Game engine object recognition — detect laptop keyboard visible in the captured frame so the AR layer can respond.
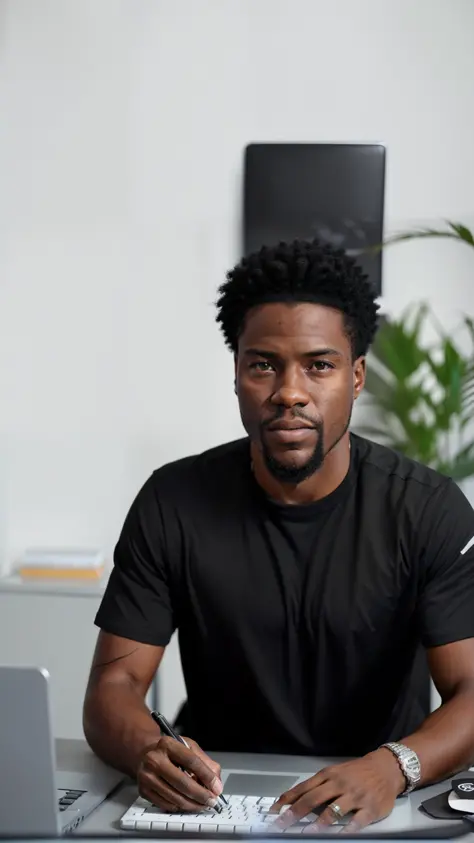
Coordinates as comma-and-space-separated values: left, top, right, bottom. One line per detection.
121, 794, 346, 832
57, 789, 86, 812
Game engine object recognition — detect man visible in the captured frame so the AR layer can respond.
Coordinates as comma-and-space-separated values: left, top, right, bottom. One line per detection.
84, 238, 474, 832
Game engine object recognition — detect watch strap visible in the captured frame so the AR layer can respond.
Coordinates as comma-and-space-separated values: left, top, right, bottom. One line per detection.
381, 741, 421, 795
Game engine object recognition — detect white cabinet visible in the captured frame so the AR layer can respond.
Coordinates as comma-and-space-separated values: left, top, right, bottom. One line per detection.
0, 582, 105, 738
0, 578, 186, 737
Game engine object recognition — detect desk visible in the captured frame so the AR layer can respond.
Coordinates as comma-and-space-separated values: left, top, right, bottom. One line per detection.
55, 740, 469, 837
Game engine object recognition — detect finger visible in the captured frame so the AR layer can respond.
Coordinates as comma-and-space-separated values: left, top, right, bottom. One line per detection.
151, 755, 221, 808
140, 769, 218, 813
139, 786, 179, 813
313, 794, 355, 829
273, 783, 340, 830
341, 808, 373, 834
163, 737, 222, 794
186, 740, 222, 784
270, 771, 329, 813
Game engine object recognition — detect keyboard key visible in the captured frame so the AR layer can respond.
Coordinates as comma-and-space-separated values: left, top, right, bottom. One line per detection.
121, 818, 136, 829
235, 825, 252, 833
216, 824, 235, 833
259, 797, 276, 806
136, 820, 151, 831
202, 824, 218, 833
183, 823, 201, 832
167, 822, 183, 831
243, 796, 260, 805
151, 822, 167, 831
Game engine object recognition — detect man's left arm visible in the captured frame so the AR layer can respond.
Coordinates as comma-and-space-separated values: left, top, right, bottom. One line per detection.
397, 638, 474, 784
272, 644, 474, 833
272, 479, 474, 832
401, 476, 474, 785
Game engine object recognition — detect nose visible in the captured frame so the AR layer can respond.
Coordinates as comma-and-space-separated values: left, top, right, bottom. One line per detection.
270, 366, 310, 409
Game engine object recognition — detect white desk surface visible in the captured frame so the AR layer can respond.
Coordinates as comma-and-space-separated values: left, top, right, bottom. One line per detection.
54, 739, 470, 837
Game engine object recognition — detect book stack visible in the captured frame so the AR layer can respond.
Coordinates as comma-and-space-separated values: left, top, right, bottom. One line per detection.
17, 548, 105, 580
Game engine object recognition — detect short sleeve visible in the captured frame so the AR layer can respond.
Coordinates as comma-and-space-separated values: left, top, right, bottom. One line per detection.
94, 475, 176, 646
417, 478, 474, 648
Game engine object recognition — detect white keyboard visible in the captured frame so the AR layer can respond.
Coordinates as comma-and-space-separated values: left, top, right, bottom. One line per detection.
120, 793, 343, 833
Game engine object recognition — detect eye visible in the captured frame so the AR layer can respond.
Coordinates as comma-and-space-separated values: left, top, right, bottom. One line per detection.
309, 360, 334, 372
249, 361, 274, 372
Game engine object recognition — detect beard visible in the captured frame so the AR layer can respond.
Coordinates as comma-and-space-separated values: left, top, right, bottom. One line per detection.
260, 411, 352, 485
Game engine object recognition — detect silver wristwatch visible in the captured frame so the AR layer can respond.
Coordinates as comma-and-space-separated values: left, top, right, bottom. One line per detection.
381, 742, 421, 795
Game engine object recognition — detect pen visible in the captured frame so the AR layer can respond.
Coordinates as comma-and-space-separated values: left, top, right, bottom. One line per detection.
150, 710, 228, 810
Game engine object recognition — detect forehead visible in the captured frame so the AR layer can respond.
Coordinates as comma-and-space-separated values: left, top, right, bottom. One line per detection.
239, 302, 349, 352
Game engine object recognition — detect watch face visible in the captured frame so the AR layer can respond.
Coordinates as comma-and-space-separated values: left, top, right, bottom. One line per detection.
406, 756, 420, 773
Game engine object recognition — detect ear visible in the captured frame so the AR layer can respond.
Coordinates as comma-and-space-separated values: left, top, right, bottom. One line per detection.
353, 357, 366, 400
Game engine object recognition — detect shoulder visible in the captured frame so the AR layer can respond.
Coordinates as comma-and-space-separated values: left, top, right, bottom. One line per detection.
148, 437, 250, 499
351, 432, 450, 498
120, 438, 251, 541
351, 433, 474, 551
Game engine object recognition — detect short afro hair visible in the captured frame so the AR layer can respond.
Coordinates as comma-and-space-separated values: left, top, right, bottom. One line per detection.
215, 238, 380, 360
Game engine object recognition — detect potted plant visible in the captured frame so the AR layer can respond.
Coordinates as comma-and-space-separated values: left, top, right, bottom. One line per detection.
355, 222, 474, 481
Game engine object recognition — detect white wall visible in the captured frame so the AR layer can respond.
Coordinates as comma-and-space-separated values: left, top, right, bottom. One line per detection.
1, 0, 474, 721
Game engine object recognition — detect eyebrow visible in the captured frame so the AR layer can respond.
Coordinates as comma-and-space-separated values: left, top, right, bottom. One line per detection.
244, 347, 343, 359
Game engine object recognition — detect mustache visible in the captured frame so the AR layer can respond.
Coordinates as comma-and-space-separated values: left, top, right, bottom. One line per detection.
261, 409, 322, 429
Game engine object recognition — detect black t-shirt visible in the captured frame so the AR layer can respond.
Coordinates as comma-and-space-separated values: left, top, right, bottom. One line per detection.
95, 434, 474, 756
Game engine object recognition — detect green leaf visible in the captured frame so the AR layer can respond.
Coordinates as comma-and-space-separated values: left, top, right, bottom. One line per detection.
463, 316, 474, 344
369, 219, 474, 253
425, 338, 466, 429
359, 298, 474, 479
382, 229, 464, 249
438, 453, 474, 481
370, 304, 429, 381
446, 221, 474, 247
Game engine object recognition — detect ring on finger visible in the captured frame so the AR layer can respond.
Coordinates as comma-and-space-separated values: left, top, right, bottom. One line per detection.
329, 802, 345, 820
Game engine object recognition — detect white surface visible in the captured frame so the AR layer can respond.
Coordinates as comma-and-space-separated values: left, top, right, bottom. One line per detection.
20, 547, 104, 568
1, 0, 474, 723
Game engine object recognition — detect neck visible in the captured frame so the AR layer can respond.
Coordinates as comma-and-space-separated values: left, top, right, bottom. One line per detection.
250, 432, 351, 505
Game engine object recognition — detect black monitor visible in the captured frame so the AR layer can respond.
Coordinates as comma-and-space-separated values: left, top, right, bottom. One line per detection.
243, 143, 386, 296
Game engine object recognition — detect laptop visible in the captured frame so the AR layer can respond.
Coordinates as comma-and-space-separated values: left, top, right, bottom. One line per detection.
0, 665, 124, 836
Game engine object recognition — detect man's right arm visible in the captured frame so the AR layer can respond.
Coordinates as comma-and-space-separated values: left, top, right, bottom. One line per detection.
83, 629, 165, 777
83, 630, 223, 812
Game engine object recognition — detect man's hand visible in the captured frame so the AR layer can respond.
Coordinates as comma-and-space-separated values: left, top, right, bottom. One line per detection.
270, 750, 406, 833
137, 736, 223, 813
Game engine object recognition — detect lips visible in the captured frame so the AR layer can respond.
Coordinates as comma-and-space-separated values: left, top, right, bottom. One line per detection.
266, 421, 315, 431
265, 419, 316, 445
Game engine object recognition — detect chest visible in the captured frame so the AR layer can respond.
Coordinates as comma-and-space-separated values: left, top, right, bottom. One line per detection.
171, 504, 419, 648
